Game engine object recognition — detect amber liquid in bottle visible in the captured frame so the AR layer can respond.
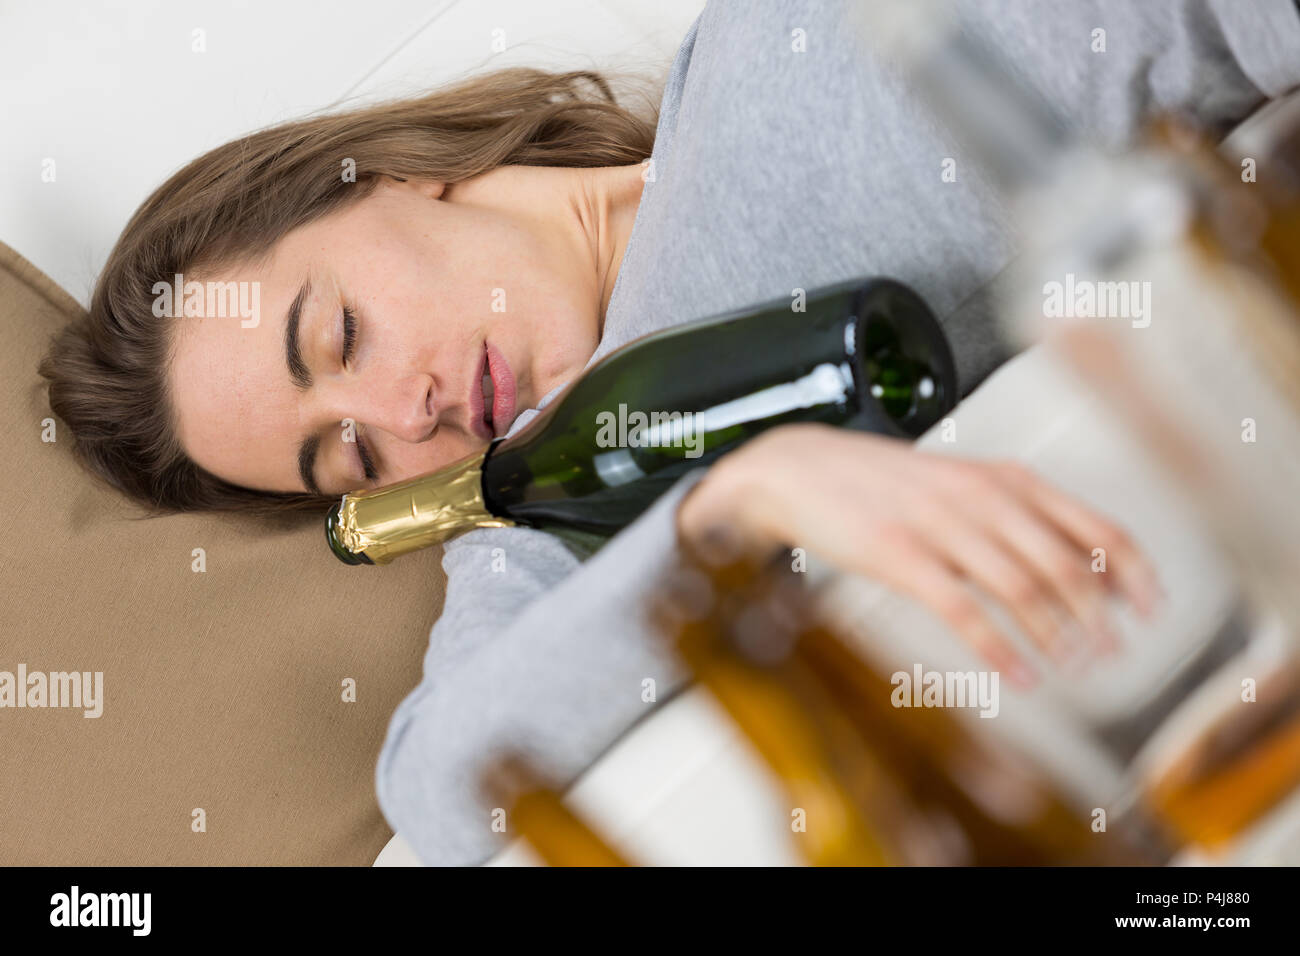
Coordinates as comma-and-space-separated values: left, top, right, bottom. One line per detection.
479, 752, 630, 867
656, 543, 1165, 865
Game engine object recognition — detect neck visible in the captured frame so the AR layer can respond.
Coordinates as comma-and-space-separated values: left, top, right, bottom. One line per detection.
574, 164, 645, 325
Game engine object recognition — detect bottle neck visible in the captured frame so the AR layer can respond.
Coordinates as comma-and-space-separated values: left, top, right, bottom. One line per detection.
331, 449, 513, 565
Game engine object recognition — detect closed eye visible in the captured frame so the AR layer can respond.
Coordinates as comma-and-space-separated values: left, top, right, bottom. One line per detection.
340, 306, 377, 482
357, 430, 378, 482
341, 306, 358, 364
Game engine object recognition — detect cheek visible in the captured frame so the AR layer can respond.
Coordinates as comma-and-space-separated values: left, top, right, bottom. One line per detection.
438, 216, 543, 306
384, 429, 480, 479
349, 238, 408, 302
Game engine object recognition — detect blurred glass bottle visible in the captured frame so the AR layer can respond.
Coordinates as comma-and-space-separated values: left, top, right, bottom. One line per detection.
655, 542, 1164, 865
652, 549, 913, 866
479, 752, 631, 867
857, 0, 1300, 855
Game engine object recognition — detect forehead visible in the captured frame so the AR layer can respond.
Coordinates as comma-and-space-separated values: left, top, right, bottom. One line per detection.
166, 248, 314, 492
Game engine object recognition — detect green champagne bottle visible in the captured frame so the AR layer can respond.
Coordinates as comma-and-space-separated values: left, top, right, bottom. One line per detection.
326, 277, 957, 565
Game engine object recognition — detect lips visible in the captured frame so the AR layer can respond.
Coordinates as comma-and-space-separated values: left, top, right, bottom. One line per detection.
484, 340, 516, 438
469, 342, 517, 440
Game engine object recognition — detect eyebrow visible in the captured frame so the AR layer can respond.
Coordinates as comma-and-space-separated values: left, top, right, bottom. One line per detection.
298, 433, 324, 497
286, 277, 325, 496
285, 278, 313, 390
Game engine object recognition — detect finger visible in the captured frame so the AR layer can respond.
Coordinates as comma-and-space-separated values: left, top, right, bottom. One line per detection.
998, 462, 1164, 618
875, 538, 1038, 688
953, 467, 1121, 655
913, 504, 1078, 662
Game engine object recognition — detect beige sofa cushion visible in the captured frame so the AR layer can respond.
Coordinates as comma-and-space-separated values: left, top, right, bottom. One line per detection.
0, 240, 443, 864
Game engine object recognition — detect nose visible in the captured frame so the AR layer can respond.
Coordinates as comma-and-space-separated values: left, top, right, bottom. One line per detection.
349, 372, 439, 443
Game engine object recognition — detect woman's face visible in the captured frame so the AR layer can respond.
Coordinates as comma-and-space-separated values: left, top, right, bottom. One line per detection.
168, 175, 604, 498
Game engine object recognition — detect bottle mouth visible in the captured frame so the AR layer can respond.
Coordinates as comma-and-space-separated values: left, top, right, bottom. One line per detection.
853, 280, 957, 437
325, 501, 372, 565
861, 320, 937, 421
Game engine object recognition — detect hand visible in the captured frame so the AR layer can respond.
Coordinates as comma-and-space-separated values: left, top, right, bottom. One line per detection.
675, 423, 1163, 686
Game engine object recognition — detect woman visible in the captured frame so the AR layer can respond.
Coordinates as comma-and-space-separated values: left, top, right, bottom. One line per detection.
40, 0, 1300, 864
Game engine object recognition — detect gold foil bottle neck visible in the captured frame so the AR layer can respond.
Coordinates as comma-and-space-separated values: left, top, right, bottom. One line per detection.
334, 449, 514, 565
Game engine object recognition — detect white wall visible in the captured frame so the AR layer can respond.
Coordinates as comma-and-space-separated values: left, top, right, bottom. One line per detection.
0, 0, 704, 302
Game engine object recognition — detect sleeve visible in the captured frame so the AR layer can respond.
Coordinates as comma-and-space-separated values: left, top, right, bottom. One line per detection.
964, 0, 1300, 146
1209, 0, 1300, 98
374, 468, 709, 865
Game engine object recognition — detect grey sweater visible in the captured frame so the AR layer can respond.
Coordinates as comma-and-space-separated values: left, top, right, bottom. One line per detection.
376, 0, 1300, 865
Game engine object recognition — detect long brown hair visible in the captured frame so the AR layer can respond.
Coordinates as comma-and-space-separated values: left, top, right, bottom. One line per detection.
40, 68, 658, 518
